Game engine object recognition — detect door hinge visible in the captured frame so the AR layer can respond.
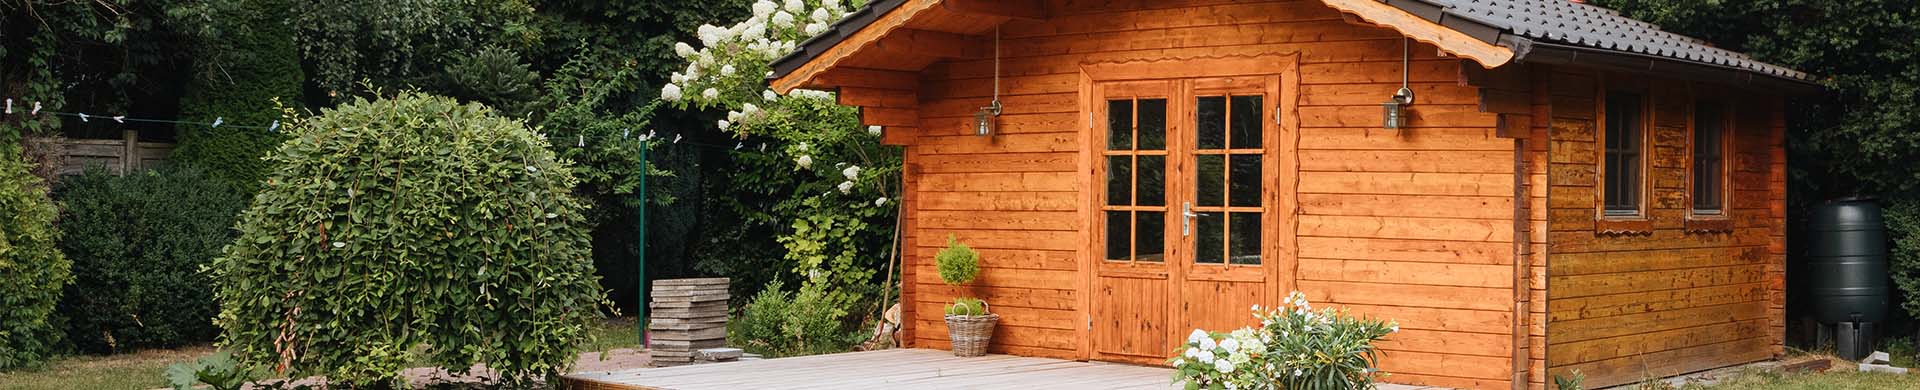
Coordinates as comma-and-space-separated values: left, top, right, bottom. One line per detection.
1274, 110, 1283, 125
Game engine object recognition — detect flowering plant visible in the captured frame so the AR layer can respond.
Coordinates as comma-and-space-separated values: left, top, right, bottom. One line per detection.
1171, 292, 1399, 390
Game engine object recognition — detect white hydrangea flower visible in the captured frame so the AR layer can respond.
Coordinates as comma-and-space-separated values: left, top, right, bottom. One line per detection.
867, 125, 882, 136
742, 103, 761, 117
702, 88, 719, 100
874, 197, 888, 207
824, 0, 841, 10
1189, 329, 1208, 343
697, 24, 723, 46
772, 11, 794, 28
837, 181, 854, 194
841, 165, 861, 180
660, 84, 683, 101
718, 119, 732, 131
674, 42, 696, 58
784, 0, 804, 13
742, 21, 767, 40
721, 64, 737, 76
795, 154, 813, 169
1196, 349, 1215, 363
752, 0, 777, 18
670, 72, 687, 84
763, 89, 780, 101
727, 111, 743, 123
804, 23, 825, 35
1214, 358, 1234, 374
1197, 337, 1216, 350
810, 8, 830, 23
1219, 338, 1239, 353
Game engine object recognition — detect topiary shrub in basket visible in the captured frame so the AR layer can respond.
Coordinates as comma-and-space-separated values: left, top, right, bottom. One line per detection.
210, 92, 605, 387
937, 235, 997, 357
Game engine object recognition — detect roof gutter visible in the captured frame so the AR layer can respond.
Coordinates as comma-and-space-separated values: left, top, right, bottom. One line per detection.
1511, 42, 1823, 95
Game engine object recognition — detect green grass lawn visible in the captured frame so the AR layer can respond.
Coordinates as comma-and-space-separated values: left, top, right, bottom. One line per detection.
0, 345, 213, 390
1687, 367, 1920, 389
0, 318, 643, 390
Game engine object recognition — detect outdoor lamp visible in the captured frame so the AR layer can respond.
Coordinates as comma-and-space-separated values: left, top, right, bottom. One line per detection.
1382, 86, 1414, 130
974, 100, 1001, 136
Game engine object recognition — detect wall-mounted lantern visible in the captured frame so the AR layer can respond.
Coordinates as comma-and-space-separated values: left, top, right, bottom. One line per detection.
974, 100, 1001, 136
1382, 86, 1414, 129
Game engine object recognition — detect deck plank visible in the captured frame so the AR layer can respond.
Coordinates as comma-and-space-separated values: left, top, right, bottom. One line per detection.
562, 349, 1178, 389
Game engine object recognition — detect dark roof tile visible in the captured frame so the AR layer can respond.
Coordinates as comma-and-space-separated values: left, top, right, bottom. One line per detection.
1425, 0, 1810, 80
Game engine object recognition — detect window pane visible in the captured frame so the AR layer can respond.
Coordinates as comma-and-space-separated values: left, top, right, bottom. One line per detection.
1138, 99, 1167, 151
1197, 96, 1226, 149
1136, 211, 1165, 262
1604, 91, 1643, 214
1196, 154, 1224, 207
1107, 156, 1132, 206
1108, 100, 1133, 150
1230, 95, 1263, 149
1229, 213, 1262, 265
1105, 211, 1131, 261
1693, 102, 1725, 212
1195, 213, 1224, 264
1138, 155, 1165, 207
1229, 154, 1262, 207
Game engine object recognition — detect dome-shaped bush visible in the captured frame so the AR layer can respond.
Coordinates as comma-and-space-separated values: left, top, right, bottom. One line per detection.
211, 92, 603, 386
0, 151, 70, 370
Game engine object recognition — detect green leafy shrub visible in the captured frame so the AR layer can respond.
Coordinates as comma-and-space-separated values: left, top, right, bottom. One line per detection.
1555, 370, 1587, 390
168, 0, 305, 194
729, 280, 862, 358
944, 298, 987, 316
211, 92, 604, 386
935, 235, 979, 285
164, 351, 250, 390
0, 151, 71, 370
1171, 292, 1398, 390
54, 167, 245, 353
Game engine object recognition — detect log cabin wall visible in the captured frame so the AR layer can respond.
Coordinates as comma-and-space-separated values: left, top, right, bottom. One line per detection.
1540, 67, 1787, 388
896, 1, 1522, 388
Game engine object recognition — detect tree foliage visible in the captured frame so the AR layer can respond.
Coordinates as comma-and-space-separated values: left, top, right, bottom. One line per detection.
167, 0, 306, 193
54, 167, 245, 354
211, 92, 604, 386
0, 151, 70, 369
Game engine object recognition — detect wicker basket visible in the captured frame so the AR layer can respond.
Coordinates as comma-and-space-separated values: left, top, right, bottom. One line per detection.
944, 313, 1000, 357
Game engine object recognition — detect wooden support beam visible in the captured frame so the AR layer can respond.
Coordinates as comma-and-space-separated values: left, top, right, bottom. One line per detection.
942, 0, 1045, 21
1321, 0, 1515, 68
839, 87, 918, 108
880, 126, 919, 145
813, 67, 920, 91
873, 28, 989, 59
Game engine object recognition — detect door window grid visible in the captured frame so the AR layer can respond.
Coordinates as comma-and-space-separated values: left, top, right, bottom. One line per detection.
1104, 98, 1167, 263
1193, 95, 1263, 265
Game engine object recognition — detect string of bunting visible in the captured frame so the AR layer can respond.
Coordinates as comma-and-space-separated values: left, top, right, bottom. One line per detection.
2, 97, 761, 151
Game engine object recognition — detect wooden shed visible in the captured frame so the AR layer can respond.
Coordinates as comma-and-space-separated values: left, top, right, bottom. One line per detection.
766, 1, 1817, 388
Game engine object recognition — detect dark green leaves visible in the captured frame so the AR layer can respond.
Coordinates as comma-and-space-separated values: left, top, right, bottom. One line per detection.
212, 92, 604, 386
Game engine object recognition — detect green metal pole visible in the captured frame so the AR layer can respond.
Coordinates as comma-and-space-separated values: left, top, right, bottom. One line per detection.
636, 143, 648, 343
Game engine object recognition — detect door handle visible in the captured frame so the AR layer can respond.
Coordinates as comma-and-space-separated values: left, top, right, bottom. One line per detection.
1181, 202, 1209, 236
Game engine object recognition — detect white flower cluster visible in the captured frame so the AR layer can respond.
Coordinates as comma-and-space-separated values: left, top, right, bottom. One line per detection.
1170, 291, 1401, 389
661, 0, 850, 106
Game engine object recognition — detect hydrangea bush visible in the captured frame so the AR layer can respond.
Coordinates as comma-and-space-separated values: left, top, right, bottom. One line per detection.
1172, 292, 1399, 390
662, 0, 898, 305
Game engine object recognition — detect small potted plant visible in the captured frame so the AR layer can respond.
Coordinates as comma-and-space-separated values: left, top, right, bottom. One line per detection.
938, 235, 997, 357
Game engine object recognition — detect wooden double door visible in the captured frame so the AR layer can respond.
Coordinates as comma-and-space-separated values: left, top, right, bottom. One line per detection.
1088, 76, 1290, 364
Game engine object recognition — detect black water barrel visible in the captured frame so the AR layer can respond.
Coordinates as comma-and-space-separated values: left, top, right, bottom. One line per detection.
1805, 199, 1891, 323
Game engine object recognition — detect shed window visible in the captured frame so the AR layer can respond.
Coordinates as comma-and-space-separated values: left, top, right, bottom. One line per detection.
1603, 91, 1644, 216
1692, 101, 1727, 214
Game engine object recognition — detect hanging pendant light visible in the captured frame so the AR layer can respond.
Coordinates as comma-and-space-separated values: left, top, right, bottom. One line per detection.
974, 26, 1003, 136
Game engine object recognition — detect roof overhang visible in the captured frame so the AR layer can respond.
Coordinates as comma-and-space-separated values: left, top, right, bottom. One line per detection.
1321, 0, 1516, 68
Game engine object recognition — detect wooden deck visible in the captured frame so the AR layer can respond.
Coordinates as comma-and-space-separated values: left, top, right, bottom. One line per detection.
561, 349, 1176, 389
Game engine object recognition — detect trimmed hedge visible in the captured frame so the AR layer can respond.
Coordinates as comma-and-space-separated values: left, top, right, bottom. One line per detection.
211, 92, 603, 386
170, 0, 304, 194
54, 167, 244, 353
0, 151, 71, 369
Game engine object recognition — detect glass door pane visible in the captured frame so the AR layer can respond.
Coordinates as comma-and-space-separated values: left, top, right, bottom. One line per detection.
1191, 94, 1264, 266
1103, 97, 1169, 263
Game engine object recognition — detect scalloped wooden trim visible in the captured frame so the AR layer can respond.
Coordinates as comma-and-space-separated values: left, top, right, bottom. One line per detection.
1594, 218, 1653, 235
1320, 0, 1515, 69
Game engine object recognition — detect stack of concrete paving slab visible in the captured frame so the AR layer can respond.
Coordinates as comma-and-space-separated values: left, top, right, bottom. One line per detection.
648, 278, 729, 367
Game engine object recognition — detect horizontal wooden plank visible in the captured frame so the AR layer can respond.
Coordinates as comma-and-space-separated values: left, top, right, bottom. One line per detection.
918, 172, 1078, 192
1548, 301, 1766, 344
912, 321, 1079, 350
1298, 127, 1510, 151
1551, 246, 1766, 276
1550, 264, 1767, 299
1332, 303, 1512, 334
1299, 258, 1512, 288
919, 113, 1078, 137
915, 229, 1080, 251
916, 191, 1077, 211
911, 301, 1078, 330
915, 132, 1079, 155
1298, 171, 1512, 196
1300, 215, 1511, 242
1549, 283, 1766, 322
913, 284, 1078, 310
1377, 328, 1512, 358
1298, 193, 1514, 219
1299, 83, 1479, 106
1375, 350, 1512, 381
1299, 104, 1499, 128
914, 152, 1076, 173
1299, 150, 1511, 173
915, 210, 1079, 231
1302, 280, 1511, 311
1297, 236, 1511, 265
908, 247, 1076, 270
